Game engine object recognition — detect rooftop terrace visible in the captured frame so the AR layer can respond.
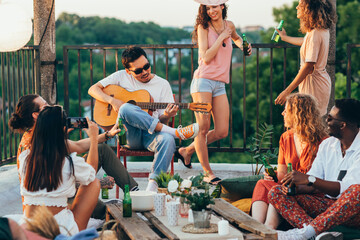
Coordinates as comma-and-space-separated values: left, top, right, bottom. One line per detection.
0, 161, 254, 216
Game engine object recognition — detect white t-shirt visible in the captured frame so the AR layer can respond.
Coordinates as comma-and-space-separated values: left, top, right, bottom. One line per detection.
307, 131, 360, 198
19, 150, 96, 207
99, 70, 174, 119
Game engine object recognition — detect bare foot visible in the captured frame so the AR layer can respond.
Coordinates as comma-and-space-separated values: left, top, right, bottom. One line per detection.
178, 147, 193, 166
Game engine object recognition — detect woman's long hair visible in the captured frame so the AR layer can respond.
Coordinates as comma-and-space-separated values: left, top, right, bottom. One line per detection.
191, 4, 228, 43
8, 94, 40, 133
286, 93, 328, 162
298, 0, 337, 33
24, 105, 74, 192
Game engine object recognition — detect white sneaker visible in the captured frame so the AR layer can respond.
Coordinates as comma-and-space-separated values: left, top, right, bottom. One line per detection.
315, 232, 343, 240
277, 228, 315, 240
145, 180, 158, 192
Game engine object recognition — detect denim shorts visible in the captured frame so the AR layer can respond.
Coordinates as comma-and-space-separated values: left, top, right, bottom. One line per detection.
190, 78, 226, 97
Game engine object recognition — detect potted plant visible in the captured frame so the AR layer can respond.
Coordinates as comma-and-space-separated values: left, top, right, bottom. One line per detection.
248, 123, 278, 175
169, 173, 215, 228
154, 171, 182, 194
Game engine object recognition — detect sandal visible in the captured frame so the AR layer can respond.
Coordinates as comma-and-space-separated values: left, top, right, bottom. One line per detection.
208, 177, 222, 185
174, 149, 192, 169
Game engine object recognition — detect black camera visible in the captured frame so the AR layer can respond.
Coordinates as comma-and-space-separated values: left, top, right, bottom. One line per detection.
66, 117, 88, 129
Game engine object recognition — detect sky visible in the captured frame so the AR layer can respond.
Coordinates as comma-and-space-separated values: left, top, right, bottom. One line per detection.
15, 0, 296, 29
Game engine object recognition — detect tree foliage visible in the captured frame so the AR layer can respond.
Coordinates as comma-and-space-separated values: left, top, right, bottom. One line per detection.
53, 0, 360, 163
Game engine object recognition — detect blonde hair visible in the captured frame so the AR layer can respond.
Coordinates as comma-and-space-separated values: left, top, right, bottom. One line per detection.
25, 206, 61, 238
286, 93, 328, 160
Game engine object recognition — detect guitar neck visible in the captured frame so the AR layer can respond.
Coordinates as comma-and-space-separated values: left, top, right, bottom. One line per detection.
136, 102, 190, 110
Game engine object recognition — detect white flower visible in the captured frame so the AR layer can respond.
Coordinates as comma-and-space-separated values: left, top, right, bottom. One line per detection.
167, 180, 179, 193
180, 179, 192, 189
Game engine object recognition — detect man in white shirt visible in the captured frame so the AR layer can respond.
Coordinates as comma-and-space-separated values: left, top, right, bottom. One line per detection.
269, 98, 360, 240
88, 47, 199, 192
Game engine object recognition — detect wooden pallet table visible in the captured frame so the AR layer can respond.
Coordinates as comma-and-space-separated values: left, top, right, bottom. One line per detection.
106, 199, 277, 240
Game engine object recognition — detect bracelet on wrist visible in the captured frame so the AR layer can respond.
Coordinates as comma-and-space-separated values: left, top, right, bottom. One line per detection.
104, 131, 111, 140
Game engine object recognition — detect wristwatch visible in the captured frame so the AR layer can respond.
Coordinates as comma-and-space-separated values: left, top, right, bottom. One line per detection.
307, 175, 316, 186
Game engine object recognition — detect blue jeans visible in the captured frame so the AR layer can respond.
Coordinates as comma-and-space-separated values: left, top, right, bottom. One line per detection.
118, 103, 175, 179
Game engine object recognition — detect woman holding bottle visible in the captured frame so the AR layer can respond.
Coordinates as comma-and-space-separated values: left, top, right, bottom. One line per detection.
176, 0, 252, 184
274, 0, 336, 116
251, 93, 328, 229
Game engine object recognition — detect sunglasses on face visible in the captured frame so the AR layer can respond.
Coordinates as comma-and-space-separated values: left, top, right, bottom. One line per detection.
129, 62, 150, 75
327, 114, 345, 122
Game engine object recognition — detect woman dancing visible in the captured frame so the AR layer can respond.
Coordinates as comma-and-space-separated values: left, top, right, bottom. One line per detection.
177, 0, 252, 184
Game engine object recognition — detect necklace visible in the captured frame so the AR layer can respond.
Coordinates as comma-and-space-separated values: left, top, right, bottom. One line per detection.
210, 21, 226, 47
341, 144, 348, 156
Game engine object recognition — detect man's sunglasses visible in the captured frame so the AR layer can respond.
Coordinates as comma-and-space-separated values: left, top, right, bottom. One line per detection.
327, 114, 345, 122
129, 62, 150, 75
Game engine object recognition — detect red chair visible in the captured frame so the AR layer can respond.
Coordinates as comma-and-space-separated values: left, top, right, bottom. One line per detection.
115, 99, 176, 198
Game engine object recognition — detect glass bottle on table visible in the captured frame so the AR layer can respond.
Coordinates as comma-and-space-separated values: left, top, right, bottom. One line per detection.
118, 118, 127, 145
123, 184, 132, 217
101, 173, 109, 199
286, 163, 296, 196
242, 33, 250, 56
261, 156, 278, 183
271, 20, 284, 42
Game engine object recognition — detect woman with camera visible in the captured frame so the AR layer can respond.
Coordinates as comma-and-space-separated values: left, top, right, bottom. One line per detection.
9, 94, 139, 219
18, 106, 100, 235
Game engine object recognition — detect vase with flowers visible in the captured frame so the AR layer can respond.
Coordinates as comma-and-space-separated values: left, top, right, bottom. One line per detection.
168, 173, 215, 228
167, 177, 192, 218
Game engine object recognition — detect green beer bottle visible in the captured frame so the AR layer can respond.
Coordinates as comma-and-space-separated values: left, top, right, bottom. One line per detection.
261, 156, 278, 183
123, 184, 132, 217
242, 33, 250, 56
101, 174, 109, 199
118, 118, 127, 145
286, 163, 296, 196
271, 20, 284, 42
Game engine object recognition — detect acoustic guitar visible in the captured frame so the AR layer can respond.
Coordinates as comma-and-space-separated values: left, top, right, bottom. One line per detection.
93, 85, 212, 127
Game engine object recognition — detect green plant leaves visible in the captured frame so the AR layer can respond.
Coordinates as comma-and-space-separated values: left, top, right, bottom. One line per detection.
154, 171, 183, 188
248, 123, 279, 175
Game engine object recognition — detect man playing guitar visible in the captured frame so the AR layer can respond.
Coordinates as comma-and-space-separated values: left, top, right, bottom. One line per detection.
88, 46, 199, 192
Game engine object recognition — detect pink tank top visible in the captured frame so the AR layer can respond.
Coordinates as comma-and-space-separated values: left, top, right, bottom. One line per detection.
193, 24, 233, 84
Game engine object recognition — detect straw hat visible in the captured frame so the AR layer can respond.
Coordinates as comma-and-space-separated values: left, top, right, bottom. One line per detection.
194, 0, 228, 6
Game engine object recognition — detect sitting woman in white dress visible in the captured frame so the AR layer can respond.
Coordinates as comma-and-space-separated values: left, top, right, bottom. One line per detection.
18, 105, 100, 235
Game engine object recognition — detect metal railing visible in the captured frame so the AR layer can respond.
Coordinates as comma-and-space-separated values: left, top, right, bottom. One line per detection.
0, 46, 41, 165
62, 43, 299, 153
1, 43, 359, 165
